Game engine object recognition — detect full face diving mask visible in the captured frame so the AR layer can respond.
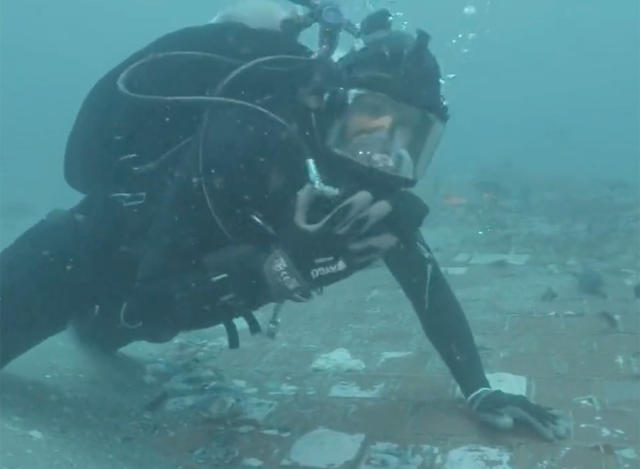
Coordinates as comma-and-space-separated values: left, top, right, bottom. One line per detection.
325, 89, 446, 186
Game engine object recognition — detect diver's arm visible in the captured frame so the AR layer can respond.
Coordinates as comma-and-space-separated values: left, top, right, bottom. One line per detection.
383, 233, 490, 397
384, 234, 574, 441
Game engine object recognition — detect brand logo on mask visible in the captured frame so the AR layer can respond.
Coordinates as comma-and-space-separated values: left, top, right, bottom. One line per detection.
310, 258, 348, 279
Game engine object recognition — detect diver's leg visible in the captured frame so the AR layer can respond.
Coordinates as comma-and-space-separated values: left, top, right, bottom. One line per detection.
69, 296, 181, 354
0, 204, 101, 368
69, 302, 143, 354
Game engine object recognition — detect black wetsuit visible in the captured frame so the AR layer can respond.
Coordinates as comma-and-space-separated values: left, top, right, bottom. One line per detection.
0, 22, 489, 397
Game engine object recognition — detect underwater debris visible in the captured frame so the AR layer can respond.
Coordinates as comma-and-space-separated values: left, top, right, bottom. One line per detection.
242, 457, 265, 467
444, 445, 511, 469
574, 268, 607, 297
288, 428, 365, 468
329, 381, 384, 398
360, 442, 440, 469
144, 390, 169, 412
598, 311, 620, 330
573, 395, 601, 411
540, 287, 558, 302
311, 348, 365, 372
27, 430, 44, 440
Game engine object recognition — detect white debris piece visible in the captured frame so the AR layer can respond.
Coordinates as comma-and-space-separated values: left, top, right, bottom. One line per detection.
262, 428, 291, 437
288, 428, 365, 468
269, 383, 298, 396
441, 267, 468, 275
329, 381, 384, 398
378, 351, 412, 365
243, 398, 277, 422
574, 395, 601, 410
444, 445, 511, 469
242, 457, 264, 467
616, 447, 639, 461
311, 348, 365, 372
27, 430, 44, 440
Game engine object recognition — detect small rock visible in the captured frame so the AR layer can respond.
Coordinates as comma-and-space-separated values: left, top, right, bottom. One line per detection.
164, 395, 199, 412
207, 395, 241, 420
242, 457, 264, 467
540, 287, 558, 302
598, 311, 620, 330
144, 391, 169, 412
236, 425, 255, 433
27, 430, 44, 440
575, 268, 607, 297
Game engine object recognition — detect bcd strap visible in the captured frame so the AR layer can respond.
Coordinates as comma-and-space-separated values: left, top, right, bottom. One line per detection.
223, 320, 240, 349
242, 312, 262, 335
223, 312, 262, 348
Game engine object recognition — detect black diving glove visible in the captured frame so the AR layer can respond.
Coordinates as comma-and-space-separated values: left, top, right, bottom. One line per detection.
467, 388, 572, 441
279, 183, 399, 288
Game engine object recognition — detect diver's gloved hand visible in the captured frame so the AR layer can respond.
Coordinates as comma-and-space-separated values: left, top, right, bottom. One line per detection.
280, 184, 398, 287
467, 388, 572, 441
384, 190, 430, 242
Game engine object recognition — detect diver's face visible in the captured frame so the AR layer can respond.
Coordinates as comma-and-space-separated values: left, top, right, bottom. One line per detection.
342, 94, 427, 171
325, 90, 445, 185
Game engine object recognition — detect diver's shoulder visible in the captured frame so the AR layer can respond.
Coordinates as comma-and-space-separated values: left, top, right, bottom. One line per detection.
155, 22, 312, 57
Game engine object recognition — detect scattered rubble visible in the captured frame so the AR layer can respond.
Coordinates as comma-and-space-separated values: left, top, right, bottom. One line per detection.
311, 348, 366, 372
359, 442, 440, 469
329, 381, 384, 398
443, 445, 512, 469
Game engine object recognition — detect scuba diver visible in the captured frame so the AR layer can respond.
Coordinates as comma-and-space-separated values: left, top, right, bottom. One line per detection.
0, 0, 569, 441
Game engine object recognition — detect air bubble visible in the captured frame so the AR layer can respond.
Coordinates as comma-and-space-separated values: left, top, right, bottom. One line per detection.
463, 5, 477, 15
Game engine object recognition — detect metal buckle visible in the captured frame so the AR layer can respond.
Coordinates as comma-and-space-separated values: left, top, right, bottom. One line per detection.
110, 192, 147, 207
